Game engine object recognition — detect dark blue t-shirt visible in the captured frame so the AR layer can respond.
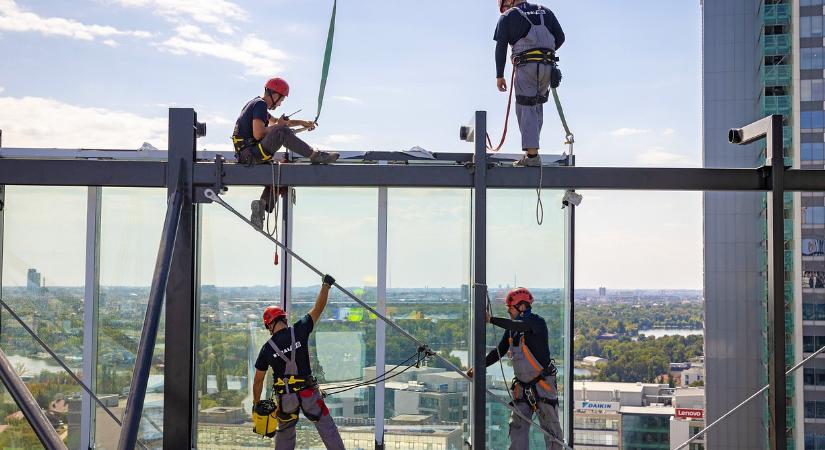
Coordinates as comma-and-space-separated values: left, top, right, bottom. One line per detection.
254, 314, 315, 377
233, 97, 270, 139
493, 3, 565, 78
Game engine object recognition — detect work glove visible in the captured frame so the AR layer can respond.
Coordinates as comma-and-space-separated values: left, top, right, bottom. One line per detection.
322, 274, 335, 286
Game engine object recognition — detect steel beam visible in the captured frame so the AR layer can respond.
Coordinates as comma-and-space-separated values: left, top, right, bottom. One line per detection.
471, 111, 487, 450
0, 160, 166, 187
0, 346, 66, 449
118, 189, 183, 450
81, 187, 101, 450
163, 109, 200, 450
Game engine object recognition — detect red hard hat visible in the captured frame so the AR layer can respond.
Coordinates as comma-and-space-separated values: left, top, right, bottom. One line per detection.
505, 287, 534, 308
265, 77, 289, 97
263, 306, 287, 327
498, 0, 514, 13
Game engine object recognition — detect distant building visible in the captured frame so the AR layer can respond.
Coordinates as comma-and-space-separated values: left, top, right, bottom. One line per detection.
26, 268, 41, 293
582, 356, 608, 367
670, 388, 705, 450
597, 333, 619, 341
339, 425, 463, 450
599, 287, 607, 297
680, 364, 704, 388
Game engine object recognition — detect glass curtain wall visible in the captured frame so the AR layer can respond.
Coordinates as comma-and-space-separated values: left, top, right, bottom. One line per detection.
198, 186, 283, 449
485, 189, 567, 449
1, 186, 87, 448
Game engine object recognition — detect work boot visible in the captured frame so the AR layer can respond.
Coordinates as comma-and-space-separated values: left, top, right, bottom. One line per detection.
250, 200, 264, 230
309, 150, 340, 164
513, 154, 542, 167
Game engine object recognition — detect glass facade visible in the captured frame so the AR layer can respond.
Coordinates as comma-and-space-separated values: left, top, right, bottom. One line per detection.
621, 414, 670, 450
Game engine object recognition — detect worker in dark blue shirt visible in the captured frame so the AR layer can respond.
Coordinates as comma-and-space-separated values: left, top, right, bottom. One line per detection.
233, 77, 340, 229
494, 1, 565, 167
467, 287, 563, 449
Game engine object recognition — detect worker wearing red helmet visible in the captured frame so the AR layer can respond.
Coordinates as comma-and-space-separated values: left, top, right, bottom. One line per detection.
233, 77, 340, 230
251, 274, 345, 450
467, 287, 563, 449
494, 0, 565, 167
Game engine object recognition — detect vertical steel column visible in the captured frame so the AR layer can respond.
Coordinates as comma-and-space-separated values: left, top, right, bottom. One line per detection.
163, 108, 200, 449
0, 346, 67, 449
471, 111, 487, 449
765, 116, 787, 450
81, 187, 101, 450
563, 202, 574, 446
375, 183, 388, 450
280, 188, 293, 315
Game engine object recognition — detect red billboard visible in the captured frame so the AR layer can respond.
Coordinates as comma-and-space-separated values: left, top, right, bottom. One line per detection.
675, 408, 704, 419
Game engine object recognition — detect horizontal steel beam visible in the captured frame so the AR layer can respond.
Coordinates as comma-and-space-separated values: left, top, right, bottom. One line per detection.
0, 159, 166, 187
2, 158, 825, 192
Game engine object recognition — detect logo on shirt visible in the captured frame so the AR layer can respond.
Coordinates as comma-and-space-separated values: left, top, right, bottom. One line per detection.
272, 341, 302, 358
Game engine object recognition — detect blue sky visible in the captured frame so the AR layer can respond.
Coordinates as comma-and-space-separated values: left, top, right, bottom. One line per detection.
0, 0, 704, 289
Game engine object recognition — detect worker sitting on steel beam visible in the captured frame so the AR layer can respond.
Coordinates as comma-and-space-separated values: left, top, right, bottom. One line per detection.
495, 0, 565, 166
467, 287, 563, 450
232, 77, 339, 229
252, 274, 345, 450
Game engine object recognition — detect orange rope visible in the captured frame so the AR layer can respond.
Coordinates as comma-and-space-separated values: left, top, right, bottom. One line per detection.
486, 65, 517, 152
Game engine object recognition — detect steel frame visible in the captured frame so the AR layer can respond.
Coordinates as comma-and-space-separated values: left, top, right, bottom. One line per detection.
0, 110, 823, 450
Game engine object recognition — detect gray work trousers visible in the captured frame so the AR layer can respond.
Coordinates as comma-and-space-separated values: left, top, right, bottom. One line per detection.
274, 388, 345, 450
509, 400, 563, 450
514, 63, 553, 150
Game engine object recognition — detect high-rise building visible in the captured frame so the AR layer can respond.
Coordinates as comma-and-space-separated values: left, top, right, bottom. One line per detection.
703, 0, 813, 448
26, 268, 41, 293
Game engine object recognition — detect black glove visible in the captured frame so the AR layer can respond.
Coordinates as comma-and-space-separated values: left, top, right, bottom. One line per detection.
323, 274, 335, 286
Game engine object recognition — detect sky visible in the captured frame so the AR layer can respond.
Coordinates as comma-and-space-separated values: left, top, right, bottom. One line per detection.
0, 0, 704, 290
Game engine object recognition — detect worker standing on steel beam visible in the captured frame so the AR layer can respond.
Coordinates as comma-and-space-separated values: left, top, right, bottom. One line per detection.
232, 77, 340, 229
467, 287, 563, 450
252, 274, 345, 450
494, 0, 565, 166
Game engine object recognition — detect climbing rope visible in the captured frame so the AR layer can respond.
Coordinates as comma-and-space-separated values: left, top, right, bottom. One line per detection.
203, 189, 572, 450
264, 160, 282, 240
322, 350, 425, 397
314, 0, 337, 124
485, 66, 516, 152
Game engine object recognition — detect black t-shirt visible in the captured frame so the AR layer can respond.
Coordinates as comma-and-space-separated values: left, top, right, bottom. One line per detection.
493, 3, 565, 78
233, 97, 270, 138
254, 314, 315, 377
484, 310, 552, 369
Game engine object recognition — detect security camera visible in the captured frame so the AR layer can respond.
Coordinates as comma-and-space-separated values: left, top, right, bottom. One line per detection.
562, 190, 582, 208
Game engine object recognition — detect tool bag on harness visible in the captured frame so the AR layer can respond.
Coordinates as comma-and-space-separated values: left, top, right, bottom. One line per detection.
252, 399, 279, 437
511, 362, 560, 411
267, 328, 304, 430
232, 135, 272, 163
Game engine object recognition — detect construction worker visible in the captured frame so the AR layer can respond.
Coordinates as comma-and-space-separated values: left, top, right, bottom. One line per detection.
232, 77, 340, 229
252, 274, 345, 450
494, 0, 565, 166
467, 287, 563, 450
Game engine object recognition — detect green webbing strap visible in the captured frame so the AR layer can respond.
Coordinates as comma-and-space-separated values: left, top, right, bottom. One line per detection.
314, 0, 337, 123
552, 87, 574, 143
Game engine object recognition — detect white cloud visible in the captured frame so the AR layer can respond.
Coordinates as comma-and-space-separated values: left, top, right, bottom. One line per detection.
0, 87, 4, 94
663, 128, 676, 135
0, 95, 166, 149
634, 147, 692, 166
102, 39, 119, 47
333, 96, 363, 104
0, 0, 152, 41
110, 0, 247, 32
157, 25, 287, 76
611, 128, 652, 137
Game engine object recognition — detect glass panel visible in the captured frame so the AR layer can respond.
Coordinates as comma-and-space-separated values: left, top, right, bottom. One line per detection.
380, 188, 471, 447
197, 186, 284, 449
486, 189, 567, 449
96, 187, 166, 449
290, 188, 377, 448
1, 186, 87, 447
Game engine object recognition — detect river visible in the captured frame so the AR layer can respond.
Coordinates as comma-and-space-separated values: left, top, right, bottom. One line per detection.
639, 328, 703, 338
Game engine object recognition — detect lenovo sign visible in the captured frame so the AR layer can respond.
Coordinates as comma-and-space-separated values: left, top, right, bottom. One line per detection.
575, 401, 619, 412
675, 408, 704, 419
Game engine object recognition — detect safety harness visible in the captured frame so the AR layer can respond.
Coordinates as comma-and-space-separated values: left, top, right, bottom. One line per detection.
232, 136, 271, 163
267, 327, 316, 428
508, 333, 559, 412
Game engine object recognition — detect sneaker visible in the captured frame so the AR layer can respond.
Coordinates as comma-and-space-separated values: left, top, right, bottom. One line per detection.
309, 151, 340, 164
513, 154, 541, 167
250, 200, 264, 230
